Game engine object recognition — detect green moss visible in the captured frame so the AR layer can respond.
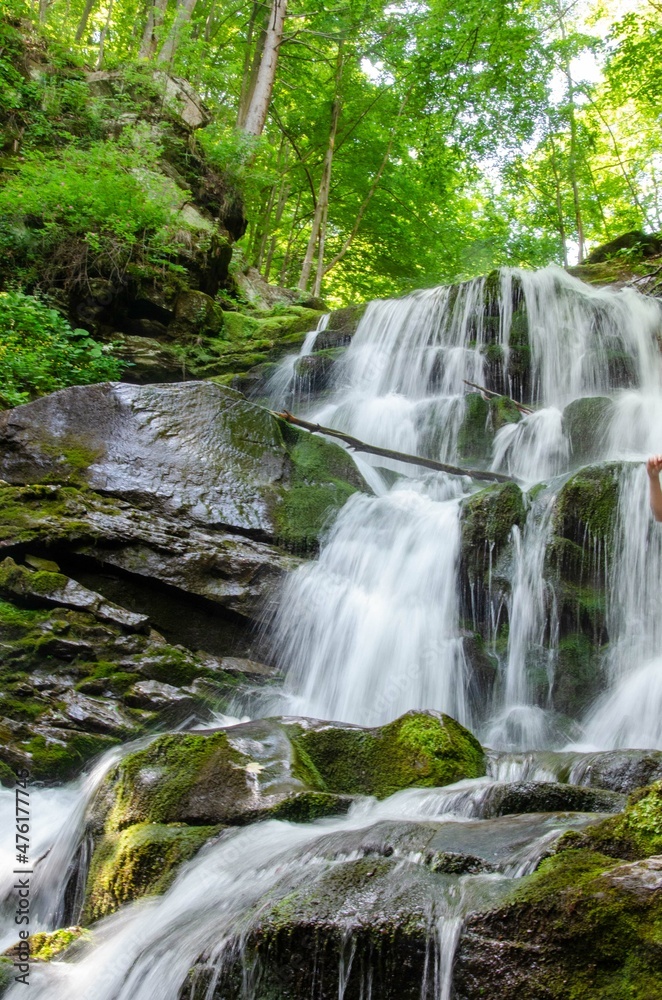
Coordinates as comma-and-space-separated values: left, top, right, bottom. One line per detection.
83, 822, 220, 922
29, 927, 87, 961
554, 463, 621, 547
552, 632, 605, 716
0, 957, 13, 996
268, 792, 352, 823
0, 760, 16, 787
105, 730, 244, 829
489, 394, 522, 430
457, 393, 491, 462
134, 649, 200, 686
498, 848, 662, 1000
288, 711, 485, 799
0, 599, 44, 628
461, 481, 526, 578
25, 732, 120, 783
0, 557, 68, 599
273, 421, 367, 551
558, 782, 662, 862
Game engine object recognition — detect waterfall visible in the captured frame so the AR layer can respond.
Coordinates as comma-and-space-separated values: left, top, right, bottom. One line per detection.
264, 266, 662, 750
581, 464, 662, 749
486, 493, 559, 750
271, 476, 471, 727
265, 313, 330, 409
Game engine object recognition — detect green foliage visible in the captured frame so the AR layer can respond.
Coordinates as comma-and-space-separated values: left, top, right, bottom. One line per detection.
0, 291, 123, 407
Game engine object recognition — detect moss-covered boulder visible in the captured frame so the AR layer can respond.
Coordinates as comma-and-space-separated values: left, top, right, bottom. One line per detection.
0, 381, 368, 551
2, 926, 87, 964
552, 463, 621, 556
188, 857, 451, 1000
556, 781, 662, 862
287, 711, 486, 798
454, 849, 662, 1000
457, 393, 491, 462
460, 482, 526, 579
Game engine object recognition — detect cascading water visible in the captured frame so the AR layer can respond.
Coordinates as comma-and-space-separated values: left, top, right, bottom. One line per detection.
265, 264, 662, 750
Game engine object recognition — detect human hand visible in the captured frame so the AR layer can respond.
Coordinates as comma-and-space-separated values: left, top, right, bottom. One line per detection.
646, 455, 662, 479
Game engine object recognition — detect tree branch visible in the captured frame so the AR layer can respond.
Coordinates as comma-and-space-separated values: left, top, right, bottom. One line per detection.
274, 411, 517, 483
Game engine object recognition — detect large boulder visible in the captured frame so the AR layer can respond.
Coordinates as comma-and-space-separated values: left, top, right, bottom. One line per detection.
80, 712, 486, 919
0, 381, 368, 551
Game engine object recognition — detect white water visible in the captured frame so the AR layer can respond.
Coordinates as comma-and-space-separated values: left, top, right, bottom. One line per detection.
266, 265, 662, 749
4, 777, 601, 1000
265, 313, 329, 408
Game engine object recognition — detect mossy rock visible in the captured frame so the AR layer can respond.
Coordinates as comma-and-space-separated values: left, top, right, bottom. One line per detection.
551, 632, 606, 717
489, 394, 522, 431
455, 848, 662, 1000
2, 927, 88, 963
83, 821, 220, 922
287, 710, 485, 799
457, 393, 491, 462
556, 781, 662, 862
552, 462, 622, 555
0, 382, 369, 552
562, 397, 614, 466
186, 855, 461, 1000
460, 481, 526, 578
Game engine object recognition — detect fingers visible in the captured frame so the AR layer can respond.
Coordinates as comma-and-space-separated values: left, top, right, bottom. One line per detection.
646, 455, 662, 477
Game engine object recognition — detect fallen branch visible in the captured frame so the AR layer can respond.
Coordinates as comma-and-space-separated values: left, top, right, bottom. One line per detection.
274, 410, 516, 484
463, 380, 533, 415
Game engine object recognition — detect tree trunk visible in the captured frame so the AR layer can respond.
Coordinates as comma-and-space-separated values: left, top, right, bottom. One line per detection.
140, 0, 168, 59
38, 0, 49, 23
157, 0, 198, 64
549, 134, 568, 268
237, 2, 265, 129
298, 43, 344, 293
240, 0, 288, 137
264, 174, 290, 280
96, 0, 114, 69
557, 6, 584, 262
74, 0, 96, 38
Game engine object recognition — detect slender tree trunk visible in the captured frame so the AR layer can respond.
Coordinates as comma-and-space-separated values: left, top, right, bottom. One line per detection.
75, 0, 96, 39
298, 43, 344, 293
549, 135, 568, 267
280, 190, 302, 285
264, 174, 289, 280
240, 0, 288, 137
157, 0, 198, 64
96, 0, 114, 69
38, 0, 49, 23
140, 0, 168, 59
558, 7, 584, 262
237, 2, 264, 128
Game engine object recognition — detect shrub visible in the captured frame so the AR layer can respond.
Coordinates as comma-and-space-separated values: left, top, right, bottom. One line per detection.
0, 290, 124, 407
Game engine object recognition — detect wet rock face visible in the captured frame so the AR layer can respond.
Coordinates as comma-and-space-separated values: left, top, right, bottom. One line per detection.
454, 848, 662, 1000
0, 381, 367, 551
0, 558, 268, 784
188, 857, 447, 1000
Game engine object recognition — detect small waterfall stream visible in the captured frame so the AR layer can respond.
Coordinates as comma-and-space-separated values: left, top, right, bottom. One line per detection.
6, 264, 662, 1000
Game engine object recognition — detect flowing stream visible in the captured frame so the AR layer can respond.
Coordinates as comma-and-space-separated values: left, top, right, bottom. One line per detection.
5, 265, 662, 999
